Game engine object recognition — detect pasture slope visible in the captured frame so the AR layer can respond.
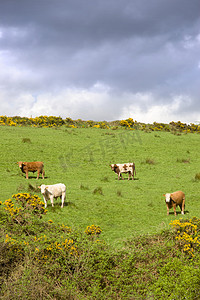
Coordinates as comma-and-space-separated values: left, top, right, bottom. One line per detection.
1, 125, 200, 247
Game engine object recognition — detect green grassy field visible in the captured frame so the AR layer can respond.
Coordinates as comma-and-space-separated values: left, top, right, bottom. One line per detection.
1, 125, 200, 247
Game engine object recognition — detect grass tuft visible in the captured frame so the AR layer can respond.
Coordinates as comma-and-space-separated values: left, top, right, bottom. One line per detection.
93, 187, 104, 196
143, 158, 155, 165
195, 173, 200, 181
22, 138, 31, 143
101, 176, 109, 182
177, 158, 190, 163
17, 184, 26, 192
117, 190, 122, 197
28, 183, 40, 192
80, 184, 89, 190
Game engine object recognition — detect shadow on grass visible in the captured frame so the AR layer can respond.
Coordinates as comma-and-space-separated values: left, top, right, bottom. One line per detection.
115, 177, 139, 181
46, 201, 78, 210
20, 175, 48, 179
169, 210, 189, 215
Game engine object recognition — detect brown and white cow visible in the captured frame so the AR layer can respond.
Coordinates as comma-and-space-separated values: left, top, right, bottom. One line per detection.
110, 163, 136, 180
163, 191, 185, 216
17, 161, 45, 179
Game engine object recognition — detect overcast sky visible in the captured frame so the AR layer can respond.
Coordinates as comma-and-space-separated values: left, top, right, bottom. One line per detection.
0, 0, 199, 123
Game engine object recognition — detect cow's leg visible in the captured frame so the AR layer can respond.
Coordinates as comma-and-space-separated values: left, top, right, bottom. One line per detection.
26, 171, 29, 179
36, 170, 40, 179
173, 204, 177, 216
42, 169, 45, 179
120, 173, 124, 180
166, 204, 169, 215
181, 199, 185, 215
61, 193, 65, 208
43, 197, 47, 208
50, 196, 54, 207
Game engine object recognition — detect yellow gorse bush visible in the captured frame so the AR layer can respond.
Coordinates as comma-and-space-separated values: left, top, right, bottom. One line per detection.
12, 193, 47, 215
4, 234, 24, 257
170, 218, 200, 257
0, 115, 64, 128
120, 118, 134, 128
1, 115, 200, 132
3, 193, 47, 224
34, 235, 78, 263
4, 233, 78, 264
59, 224, 72, 233
3, 198, 22, 217
85, 225, 102, 236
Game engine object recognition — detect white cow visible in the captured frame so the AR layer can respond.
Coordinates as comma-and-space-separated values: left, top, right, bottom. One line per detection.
39, 183, 66, 208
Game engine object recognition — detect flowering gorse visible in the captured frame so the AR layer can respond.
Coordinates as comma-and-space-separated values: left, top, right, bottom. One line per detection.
1, 115, 200, 133
170, 218, 200, 257
85, 225, 102, 236
3, 198, 22, 217
33, 235, 78, 263
3, 193, 46, 224
12, 193, 47, 216
4, 234, 25, 258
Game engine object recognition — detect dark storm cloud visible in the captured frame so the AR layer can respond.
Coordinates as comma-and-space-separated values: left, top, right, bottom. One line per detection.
0, 0, 199, 122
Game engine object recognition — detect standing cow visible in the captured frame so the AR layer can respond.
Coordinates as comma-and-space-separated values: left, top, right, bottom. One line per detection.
17, 161, 45, 179
39, 183, 66, 208
110, 163, 136, 180
163, 191, 185, 216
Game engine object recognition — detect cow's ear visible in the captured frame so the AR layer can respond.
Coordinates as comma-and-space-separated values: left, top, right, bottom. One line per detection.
38, 186, 41, 189
163, 194, 166, 197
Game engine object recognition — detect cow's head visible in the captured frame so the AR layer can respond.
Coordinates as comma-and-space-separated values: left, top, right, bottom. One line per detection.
39, 185, 53, 195
110, 164, 114, 171
38, 184, 47, 194
164, 193, 171, 203
110, 164, 117, 171
17, 161, 24, 169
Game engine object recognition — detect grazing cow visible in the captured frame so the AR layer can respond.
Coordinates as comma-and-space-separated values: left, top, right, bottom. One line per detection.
110, 163, 136, 180
163, 191, 185, 216
39, 183, 66, 208
18, 161, 45, 179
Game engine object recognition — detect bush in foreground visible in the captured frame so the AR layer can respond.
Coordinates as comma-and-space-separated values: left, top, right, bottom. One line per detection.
1, 194, 200, 299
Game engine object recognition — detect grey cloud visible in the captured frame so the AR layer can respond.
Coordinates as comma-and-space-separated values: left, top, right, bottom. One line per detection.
0, 0, 199, 122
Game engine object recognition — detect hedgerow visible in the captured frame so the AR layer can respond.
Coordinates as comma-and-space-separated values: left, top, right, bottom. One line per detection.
1, 115, 200, 133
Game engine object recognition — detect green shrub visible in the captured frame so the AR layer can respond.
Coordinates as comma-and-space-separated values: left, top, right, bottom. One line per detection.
1, 201, 200, 299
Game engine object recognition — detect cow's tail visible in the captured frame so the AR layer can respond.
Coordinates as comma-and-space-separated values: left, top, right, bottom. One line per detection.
133, 163, 136, 177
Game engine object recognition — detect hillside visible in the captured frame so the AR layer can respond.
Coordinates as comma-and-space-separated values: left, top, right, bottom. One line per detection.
0, 125, 200, 245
